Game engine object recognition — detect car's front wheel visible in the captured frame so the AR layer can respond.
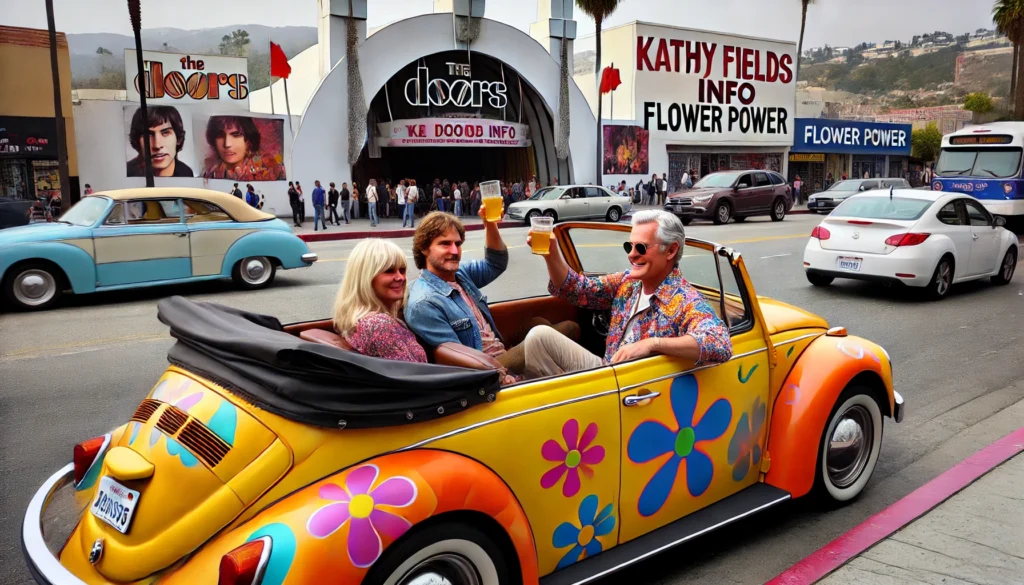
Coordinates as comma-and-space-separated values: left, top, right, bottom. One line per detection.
991, 247, 1017, 285
3, 262, 64, 310
712, 201, 732, 225
232, 256, 276, 290
366, 522, 513, 585
814, 386, 883, 504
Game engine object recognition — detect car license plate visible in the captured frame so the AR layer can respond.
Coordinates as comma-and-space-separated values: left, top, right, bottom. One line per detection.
91, 476, 140, 534
837, 257, 862, 272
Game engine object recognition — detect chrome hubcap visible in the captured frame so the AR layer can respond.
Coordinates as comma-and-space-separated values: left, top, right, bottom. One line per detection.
241, 258, 271, 284
775, 202, 784, 216
718, 206, 729, 221
827, 405, 873, 489
936, 262, 951, 295
610, 210, 620, 220
399, 554, 481, 585
13, 269, 57, 306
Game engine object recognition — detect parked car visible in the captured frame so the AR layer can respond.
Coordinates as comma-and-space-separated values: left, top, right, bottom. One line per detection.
803, 189, 1018, 299
0, 187, 317, 311
0, 196, 35, 230
23, 222, 902, 585
507, 185, 632, 223
807, 178, 910, 214
664, 170, 792, 225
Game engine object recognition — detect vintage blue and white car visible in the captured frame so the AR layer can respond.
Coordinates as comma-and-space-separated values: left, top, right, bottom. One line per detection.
0, 188, 317, 310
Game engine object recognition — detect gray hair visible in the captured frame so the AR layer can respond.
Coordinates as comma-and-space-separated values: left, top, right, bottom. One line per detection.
631, 210, 685, 265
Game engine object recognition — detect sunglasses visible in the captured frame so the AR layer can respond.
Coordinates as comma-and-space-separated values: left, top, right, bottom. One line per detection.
623, 241, 651, 255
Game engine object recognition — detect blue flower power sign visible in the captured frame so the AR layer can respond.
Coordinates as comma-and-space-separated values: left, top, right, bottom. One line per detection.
792, 118, 912, 156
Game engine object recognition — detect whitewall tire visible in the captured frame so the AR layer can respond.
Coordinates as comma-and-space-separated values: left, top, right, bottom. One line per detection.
367, 523, 511, 585
815, 388, 883, 504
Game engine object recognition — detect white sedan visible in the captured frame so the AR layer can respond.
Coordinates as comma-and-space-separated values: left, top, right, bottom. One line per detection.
803, 189, 1019, 300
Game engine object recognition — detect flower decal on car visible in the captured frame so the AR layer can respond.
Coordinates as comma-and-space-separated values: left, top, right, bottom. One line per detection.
552, 494, 616, 569
727, 397, 767, 482
541, 419, 606, 498
307, 464, 417, 568
627, 375, 732, 517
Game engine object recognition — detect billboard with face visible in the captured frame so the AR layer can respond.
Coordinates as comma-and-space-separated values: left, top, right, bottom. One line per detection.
123, 104, 197, 178
192, 114, 287, 181
603, 125, 650, 175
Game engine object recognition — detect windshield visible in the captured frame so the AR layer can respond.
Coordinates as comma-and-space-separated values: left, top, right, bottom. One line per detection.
826, 180, 861, 191
693, 174, 738, 189
61, 196, 111, 226
935, 147, 1022, 178
530, 187, 564, 201
833, 196, 932, 221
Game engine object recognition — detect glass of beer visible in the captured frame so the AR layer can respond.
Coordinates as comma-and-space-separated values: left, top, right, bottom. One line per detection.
480, 180, 503, 222
530, 216, 554, 255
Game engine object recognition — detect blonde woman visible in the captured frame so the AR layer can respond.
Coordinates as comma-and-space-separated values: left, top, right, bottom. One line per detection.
333, 239, 427, 363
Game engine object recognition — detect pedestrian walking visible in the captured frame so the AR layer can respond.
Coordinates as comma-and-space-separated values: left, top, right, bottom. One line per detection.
328, 182, 341, 225
296, 181, 306, 223
287, 181, 301, 227
660, 173, 668, 204
84, 184, 93, 196
311, 180, 327, 231
793, 175, 803, 204
340, 182, 351, 224
396, 179, 407, 222
245, 184, 260, 208
367, 179, 380, 227
231, 183, 243, 199
453, 183, 463, 217
351, 182, 360, 219
433, 182, 445, 212
403, 179, 418, 227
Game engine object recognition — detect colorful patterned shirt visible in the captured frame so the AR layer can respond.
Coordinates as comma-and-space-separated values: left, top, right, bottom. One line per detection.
548, 267, 732, 365
344, 313, 428, 363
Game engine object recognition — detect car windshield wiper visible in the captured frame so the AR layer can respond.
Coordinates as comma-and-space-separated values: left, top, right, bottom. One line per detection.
937, 169, 971, 176
978, 168, 1002, 177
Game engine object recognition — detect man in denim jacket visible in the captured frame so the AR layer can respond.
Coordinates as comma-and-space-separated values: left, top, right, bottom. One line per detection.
406, 209, 577, 377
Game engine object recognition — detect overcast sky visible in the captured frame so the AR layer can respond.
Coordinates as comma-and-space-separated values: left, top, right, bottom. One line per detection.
3, 0, 998, 49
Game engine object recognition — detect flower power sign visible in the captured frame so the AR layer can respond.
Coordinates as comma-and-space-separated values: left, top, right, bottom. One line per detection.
792, 119, 913, 156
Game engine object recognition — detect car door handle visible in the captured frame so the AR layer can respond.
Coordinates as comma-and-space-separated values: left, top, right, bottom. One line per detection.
623, 391, 661, 407
175, 232, 188, 237
972, 234, 979, 240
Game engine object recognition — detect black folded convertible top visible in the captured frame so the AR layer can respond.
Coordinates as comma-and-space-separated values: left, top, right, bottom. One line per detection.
157, 296, 500, 430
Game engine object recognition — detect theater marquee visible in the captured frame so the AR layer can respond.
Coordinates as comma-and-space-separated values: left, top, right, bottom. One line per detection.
380, 118, 531, 147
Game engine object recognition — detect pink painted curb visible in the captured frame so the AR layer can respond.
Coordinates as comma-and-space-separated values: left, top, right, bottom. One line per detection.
767, 425, 1024, 585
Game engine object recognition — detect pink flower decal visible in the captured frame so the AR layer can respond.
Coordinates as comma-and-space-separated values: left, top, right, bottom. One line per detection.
306, 464, 417, 568
541, 419, 606, 498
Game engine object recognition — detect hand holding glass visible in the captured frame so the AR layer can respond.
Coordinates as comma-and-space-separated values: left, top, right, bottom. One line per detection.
530, 216, 554, 255
480, 180, 503, 222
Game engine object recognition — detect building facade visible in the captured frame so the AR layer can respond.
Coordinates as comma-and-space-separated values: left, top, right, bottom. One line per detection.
0, 26, 78, 203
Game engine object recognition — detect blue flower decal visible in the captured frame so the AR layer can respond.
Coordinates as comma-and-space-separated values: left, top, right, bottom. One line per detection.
552, 495, 616, 569
627, 375, 732, 517
727, 397, 766, 482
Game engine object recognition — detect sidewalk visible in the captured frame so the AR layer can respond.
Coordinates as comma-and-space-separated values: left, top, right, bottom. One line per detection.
288, 203, 812, 243
769, 426, 1024, 585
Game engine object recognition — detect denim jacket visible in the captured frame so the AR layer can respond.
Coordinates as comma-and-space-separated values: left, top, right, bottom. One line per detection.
405, 247, 509, 351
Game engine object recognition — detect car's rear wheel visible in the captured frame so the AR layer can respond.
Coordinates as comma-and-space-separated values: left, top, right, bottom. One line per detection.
991, 247, 1017, 285
814, 386, 883, 504
3, 262, 63, 310
366, 522, 512, 585
543, 209, 558, 222
606, 206, 622, 222
770, 198, 786, 222
524, 210, 540, 226
807, 272, 834, 287
924, 255, 953, 300
712, 201, 732, 225
232, 256, 276, 290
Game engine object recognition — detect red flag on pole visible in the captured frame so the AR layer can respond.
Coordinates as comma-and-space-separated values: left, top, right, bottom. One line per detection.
599, 66, 622, 94
270, 41, 291, 79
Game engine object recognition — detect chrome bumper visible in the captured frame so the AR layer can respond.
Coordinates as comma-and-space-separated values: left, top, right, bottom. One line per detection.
22, 463, 88, 585
893, 391, 905, 423
301, 252, 318, 264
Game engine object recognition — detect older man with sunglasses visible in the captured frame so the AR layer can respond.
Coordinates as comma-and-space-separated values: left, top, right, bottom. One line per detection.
523, 210, 732, 377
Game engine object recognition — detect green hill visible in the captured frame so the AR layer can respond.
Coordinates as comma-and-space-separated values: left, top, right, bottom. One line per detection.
799, 47, 962, 94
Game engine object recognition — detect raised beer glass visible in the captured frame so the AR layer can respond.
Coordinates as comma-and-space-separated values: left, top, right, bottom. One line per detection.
480, 180, 503, 223
529, 216, 554, 255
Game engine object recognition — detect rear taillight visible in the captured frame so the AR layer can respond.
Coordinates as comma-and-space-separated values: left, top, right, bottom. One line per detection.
219, 537, 270, 585
811, 226, 831, 240
885, 233, 931, 247
73, 435, 110, 485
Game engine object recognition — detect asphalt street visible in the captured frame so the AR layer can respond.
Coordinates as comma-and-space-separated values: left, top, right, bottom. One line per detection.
2, 214, 1023, 584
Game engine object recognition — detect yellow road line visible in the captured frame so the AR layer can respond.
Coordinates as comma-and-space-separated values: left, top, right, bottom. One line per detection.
1, 332, 167, 360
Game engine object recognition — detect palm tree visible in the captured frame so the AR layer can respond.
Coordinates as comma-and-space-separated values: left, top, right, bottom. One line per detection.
346, 0, 367, 166
44, 0, 71, 209
576, 0, 621, 184
994, 0, 1024, 118
127, 0, 154, 187
796, 0, 816, 80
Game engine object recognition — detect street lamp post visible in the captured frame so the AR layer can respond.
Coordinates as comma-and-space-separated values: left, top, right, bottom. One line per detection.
44, 0, 71, 211
128, 0, 154, 187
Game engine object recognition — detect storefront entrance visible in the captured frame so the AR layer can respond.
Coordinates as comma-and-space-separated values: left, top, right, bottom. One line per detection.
667, 151, 783, 193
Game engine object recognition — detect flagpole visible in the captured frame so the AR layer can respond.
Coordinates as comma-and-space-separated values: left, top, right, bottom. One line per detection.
609, 62, 614, 120
269, 41, 276, 115
283, 78, 294, 136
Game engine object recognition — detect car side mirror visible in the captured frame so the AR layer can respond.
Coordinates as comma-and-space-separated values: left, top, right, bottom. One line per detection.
560, 194, 571, 200
994, 216, 1006, 227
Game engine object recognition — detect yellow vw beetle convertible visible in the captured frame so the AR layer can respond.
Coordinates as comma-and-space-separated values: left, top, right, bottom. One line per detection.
23, 223, 903, 585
